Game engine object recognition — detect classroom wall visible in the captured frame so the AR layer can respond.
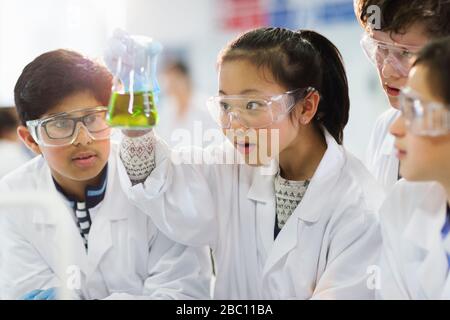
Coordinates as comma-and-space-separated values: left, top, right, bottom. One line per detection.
0, 0, 388, 158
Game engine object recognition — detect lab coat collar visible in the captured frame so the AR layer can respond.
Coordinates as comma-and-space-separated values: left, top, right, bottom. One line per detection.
32, 145, 127, 224
246, 159, 278, 204
380, 130, 396, 156
248, 129, 345, 224
86, 147, 126, 280
402, 183, 448, 298
295, 130, 344, 223
101, 149, 128, 221
261, 131, 345, 274
403, 183, 447, 251
380, 109, 400, 156
31, 158, 67, 226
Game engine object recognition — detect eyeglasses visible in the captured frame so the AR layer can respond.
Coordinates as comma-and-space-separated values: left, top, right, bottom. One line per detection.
360, 34, 422, 77
399, 87, 450, 136
206, 87, 316, 129
26, 107, 111, 147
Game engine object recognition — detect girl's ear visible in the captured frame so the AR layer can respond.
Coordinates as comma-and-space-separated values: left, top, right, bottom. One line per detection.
299, 91, 321, 125
17, 126, 42, 155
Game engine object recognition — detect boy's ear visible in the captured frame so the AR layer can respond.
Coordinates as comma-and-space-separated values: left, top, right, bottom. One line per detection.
17, 126, 42, 155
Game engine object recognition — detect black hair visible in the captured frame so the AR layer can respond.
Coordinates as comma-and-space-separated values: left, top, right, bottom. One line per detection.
218, 27, 349, 144
413, 36, 450, 106
0, 108, 19, 137
356, 0, 450, 37
14, 49, 113, 125
164, 59, 190, 78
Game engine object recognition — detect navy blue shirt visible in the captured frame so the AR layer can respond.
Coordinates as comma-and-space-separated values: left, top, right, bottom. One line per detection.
440, 203, 450, 268
52, 165, 108, 249
442, 204, 450, 237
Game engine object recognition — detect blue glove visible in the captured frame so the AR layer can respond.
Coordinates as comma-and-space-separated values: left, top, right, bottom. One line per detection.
104, 29, 163, 93
21, 287, 58, 300
20, 289, 43, 300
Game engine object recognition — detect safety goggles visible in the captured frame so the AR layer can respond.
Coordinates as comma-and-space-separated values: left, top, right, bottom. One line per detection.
399, 87, 450, 136
360, 34, 422, 77
206, 87, 316, 129
26, 107, 111, 147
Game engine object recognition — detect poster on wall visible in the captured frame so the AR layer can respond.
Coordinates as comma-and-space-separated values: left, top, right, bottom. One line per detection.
216, 0, 354, 32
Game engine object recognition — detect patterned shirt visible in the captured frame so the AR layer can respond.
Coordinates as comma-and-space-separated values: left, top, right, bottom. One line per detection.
274, 173, 310, 239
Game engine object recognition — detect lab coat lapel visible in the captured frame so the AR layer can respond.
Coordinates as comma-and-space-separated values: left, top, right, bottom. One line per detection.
380, 128, 395, 157
248, 160, 277, 262
86, 153, 127, 280
33, 162, 89, 280
85, 212, 112, 281
262, 214, 299, 276
238, 166, 264, 298
51, 209, 90, 279
262, 130, 345, 275
380, 131, 399, 187
403, 188, 448, 299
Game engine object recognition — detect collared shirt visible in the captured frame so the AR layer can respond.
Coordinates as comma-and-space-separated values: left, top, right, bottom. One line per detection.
52, 165, 108, 249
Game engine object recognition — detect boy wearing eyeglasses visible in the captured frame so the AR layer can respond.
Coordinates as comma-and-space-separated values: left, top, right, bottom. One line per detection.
354, 0, 450, 190
0, 49, 211, 300
378, 37, 450, 299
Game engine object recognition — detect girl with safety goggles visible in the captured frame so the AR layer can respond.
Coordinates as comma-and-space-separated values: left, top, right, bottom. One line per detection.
119, 28, 383, 299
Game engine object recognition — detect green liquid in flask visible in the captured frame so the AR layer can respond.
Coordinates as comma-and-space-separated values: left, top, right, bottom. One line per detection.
107, 91, 159, 129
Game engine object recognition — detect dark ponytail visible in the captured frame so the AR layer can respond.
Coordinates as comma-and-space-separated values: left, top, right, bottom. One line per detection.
218, 27, 350, 144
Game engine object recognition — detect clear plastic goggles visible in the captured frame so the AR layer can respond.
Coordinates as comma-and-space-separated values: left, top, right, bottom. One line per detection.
26, 107, 111, 147
360, 34, 422, 77
206, 87, 315, 129
399, 87, 450, 136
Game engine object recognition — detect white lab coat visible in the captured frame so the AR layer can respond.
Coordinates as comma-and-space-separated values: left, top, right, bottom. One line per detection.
365, 108, 401, 191
118, 129, 384, 299
0, 144, 211, 300
378, 180, 450, 299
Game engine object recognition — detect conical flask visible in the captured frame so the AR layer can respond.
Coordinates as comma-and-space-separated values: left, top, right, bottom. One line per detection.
104, 29, 163, 129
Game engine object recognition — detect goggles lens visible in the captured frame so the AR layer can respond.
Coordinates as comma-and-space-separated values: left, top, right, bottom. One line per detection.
360, 34, 421, 77
399, 88, 450, 136
207, 87, 314, 129
27, 107, 111, 147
